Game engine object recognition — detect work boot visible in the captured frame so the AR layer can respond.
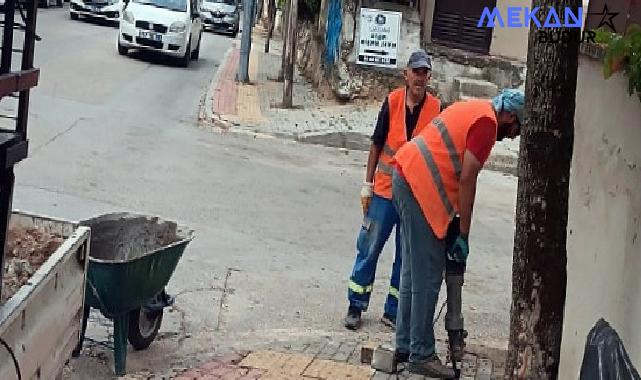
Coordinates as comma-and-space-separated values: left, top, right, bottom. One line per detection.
381, 313, 395, 329
344, 306, 362, 330
409, 354, 456, 378
448, 329, 468, 362
395, 349, 409, 364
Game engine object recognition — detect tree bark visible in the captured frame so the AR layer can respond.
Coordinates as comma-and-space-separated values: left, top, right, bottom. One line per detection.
282, 0, 297, 108
278, 0, 291, 81
506, 1, 580, 378
265, 0, 276, 53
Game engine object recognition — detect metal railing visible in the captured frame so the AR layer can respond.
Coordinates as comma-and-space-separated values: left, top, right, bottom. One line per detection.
0, 0, 40, 299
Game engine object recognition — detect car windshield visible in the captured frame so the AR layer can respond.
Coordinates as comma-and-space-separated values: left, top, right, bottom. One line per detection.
205, 0, 235, 4
133, 0, 187, 12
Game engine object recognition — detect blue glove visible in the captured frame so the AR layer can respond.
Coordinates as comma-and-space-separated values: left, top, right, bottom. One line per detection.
447, 234, 469, 263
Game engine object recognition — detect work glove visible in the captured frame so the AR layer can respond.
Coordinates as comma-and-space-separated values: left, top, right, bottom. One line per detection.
447, 234, 469, 263
360, 182, 373, 216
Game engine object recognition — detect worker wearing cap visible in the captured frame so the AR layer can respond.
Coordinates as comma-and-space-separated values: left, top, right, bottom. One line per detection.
344, 50, 441, 331
390, 89, 524, 377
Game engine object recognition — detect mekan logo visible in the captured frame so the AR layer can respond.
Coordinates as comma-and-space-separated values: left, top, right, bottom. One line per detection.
477, 5, 620, 44
477, 6, 583, 28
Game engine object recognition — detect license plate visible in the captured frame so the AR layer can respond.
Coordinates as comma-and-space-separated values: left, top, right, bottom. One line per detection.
91, 5, 101, 11
139, 31, 162, 42
213, 17, 222, 23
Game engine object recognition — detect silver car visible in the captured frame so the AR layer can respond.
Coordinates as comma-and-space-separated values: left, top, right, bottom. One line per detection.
200, 0, 239, 37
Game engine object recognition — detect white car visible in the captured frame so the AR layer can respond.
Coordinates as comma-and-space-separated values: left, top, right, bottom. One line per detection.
70, 0, 120, 22
118, 0, 203, 67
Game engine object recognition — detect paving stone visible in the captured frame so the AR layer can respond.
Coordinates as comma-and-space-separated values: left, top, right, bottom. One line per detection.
317, 340, 342, 360
303, 359, 374, 380
333, 341, 358, 362
239, 350, 314, 375
476, 358, 492, 380
492, 359, 505, 377
372, 371, 392, 380
302, 341, 327, 357
259, 371, 309, 380
241, 368, 266, 379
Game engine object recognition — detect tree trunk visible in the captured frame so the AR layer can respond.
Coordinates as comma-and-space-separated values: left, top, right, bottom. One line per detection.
265, 0, 276, 53
278, 0, 291, 81
282, 0, 296, 108
506, 1, 580, 378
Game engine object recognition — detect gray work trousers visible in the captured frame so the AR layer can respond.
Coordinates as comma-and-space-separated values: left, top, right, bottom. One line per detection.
392, 169, 446, 362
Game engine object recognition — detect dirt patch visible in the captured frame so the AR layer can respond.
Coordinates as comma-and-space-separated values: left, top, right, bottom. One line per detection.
81, 213, 181, 262
2, 225, 64, 304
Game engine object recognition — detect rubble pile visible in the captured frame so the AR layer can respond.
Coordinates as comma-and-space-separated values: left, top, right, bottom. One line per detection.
1, 226, 64, 304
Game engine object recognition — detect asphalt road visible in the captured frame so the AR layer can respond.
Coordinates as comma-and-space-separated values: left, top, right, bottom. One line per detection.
5, 6, 519, 378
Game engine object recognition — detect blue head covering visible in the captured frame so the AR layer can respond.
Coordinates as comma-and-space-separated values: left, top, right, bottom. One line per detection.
492, 89, 525, 124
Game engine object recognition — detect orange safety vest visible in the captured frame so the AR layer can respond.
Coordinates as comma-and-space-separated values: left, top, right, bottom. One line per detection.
393, 100, 498, 238
373, 88, 441, 199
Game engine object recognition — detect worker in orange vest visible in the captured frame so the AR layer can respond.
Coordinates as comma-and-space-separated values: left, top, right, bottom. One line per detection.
344, 50, 441, 331
390, 89, 524, 377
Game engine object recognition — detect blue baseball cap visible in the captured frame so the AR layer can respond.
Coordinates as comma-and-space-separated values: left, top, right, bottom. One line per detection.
407, 49, 432, 70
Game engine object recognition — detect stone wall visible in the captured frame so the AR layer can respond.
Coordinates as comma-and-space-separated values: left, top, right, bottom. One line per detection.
425, 44, 527, 105
294, 0, 527, 104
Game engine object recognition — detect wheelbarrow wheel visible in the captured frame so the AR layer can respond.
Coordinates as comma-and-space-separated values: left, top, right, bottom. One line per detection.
127, 307, 163, 350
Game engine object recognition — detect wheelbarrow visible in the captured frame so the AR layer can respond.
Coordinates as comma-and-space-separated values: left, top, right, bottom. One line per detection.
72, 212, 195, 376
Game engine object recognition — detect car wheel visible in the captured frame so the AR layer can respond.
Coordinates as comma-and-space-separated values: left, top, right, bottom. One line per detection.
180, 42, 191, 68
70, 11, 78, 19
191, 34, 201, 60
118, 40, 127, 56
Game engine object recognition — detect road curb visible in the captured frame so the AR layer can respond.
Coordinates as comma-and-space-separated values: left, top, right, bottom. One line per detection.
201, 42, 239, 130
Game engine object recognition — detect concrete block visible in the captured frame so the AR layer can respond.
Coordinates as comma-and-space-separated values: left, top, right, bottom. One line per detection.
371, 344, 396, 374
453, 77, 498, 100
360, 343, 377, 364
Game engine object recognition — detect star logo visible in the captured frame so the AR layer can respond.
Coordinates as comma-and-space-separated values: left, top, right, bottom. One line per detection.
587, 4, 619, 32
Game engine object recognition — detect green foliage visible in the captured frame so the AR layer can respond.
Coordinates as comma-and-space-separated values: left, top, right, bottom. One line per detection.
596, 23, 641, 102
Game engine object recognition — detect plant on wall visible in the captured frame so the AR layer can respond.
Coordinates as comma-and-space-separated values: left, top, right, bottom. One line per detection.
594, 23, 641, 102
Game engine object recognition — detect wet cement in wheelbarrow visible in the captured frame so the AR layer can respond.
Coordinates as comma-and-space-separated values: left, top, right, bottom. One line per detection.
2, 226, 64, 304
82, 214, 181, 262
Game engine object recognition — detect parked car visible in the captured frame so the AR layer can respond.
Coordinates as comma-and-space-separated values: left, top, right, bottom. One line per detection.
39, 0, 63, 7
70, 0, 120, 23
118, 0, 203, 67
200, 0, 238, 37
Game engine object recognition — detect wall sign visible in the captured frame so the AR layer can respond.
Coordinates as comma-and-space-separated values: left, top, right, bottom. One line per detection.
357, 8, 402, 68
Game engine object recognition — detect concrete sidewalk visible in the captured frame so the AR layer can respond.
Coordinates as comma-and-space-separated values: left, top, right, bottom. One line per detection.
120, 338, 507, 379
206, 26, 519, 174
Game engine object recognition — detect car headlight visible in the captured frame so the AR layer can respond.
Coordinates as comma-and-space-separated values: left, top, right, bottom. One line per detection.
169, 21, 186, 33
223, 14, 234, 22
122, 10, 133, 23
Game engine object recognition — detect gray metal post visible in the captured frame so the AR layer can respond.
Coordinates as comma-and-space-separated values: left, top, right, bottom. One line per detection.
237, 0, 253, 83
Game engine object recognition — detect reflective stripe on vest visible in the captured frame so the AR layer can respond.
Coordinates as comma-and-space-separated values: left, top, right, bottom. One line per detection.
372, 88, 441, 199
392, 100, 497, 238
415, 136, 456, 218
382, 143, 396, 157
377, 161, 394, 175
433, 117, 462, 180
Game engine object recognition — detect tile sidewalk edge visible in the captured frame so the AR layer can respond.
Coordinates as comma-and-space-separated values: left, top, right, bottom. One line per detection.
201, 41, 239, 130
